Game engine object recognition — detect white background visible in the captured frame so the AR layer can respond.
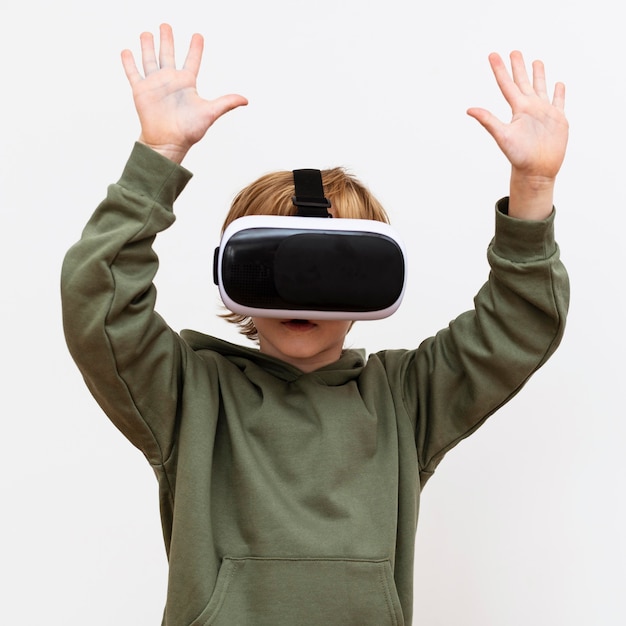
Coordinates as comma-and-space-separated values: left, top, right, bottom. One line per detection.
1, 0, 624, 624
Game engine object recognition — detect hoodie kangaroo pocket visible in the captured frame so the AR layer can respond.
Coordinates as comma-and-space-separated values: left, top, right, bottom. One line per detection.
192, 556, 405, 626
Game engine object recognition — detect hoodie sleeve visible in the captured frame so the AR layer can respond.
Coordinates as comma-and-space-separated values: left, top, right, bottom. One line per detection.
385, 198, 570, 485
61, 143, 194, 464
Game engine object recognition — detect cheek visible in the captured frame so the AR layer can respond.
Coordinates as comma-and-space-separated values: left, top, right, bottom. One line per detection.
324, 321, 353, 341
340, 321, 354, 334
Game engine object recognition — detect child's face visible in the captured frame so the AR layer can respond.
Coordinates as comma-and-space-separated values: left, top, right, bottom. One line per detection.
252, 317, 353, 373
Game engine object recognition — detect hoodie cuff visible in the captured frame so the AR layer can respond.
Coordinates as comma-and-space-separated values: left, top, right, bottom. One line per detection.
117, 142, 194, 212
491, 197, 557, 263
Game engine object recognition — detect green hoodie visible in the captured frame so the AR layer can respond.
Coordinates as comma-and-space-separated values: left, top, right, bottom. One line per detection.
61, 143, 569, 625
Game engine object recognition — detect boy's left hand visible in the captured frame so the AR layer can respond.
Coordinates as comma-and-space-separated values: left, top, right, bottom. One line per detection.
467, 51, 568, 219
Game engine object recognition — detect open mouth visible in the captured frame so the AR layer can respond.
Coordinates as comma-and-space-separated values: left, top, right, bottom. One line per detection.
282, 319, 316, 331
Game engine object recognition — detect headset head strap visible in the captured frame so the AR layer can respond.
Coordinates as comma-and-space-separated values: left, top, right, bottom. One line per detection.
292, 169, 332, 218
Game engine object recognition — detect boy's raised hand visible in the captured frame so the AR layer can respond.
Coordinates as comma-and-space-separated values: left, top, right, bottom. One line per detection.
467, 51, 568, 219
121, 23, 248, 164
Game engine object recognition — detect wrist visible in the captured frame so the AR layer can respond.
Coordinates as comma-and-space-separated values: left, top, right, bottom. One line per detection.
137, 137, 190, 165
508, 169, 556, 220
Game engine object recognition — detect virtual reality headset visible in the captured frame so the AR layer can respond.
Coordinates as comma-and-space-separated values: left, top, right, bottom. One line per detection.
213, 169, 407, 320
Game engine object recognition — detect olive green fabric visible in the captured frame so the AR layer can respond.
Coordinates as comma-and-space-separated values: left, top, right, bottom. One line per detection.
61, 142, 569, 625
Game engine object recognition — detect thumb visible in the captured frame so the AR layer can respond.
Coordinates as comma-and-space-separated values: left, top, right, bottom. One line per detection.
208, 94, 249, 122
466, 106, 503, 137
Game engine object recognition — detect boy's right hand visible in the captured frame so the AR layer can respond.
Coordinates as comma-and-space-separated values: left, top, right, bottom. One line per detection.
121, 23, 248, 164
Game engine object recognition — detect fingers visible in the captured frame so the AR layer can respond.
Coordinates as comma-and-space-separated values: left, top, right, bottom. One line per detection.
140, 31, 159, 76
488, 50, 564, 106
183, 33, 204, 76
552, 81, 566, 111
142, 24, 176, 74
488, 50, 533, 103
158, 23, 176, 69
509, 50, 533, 95
487, 52, 519, 107
121, 49, 141, 86
123, 24, 204, 80
531, 59, 548, 100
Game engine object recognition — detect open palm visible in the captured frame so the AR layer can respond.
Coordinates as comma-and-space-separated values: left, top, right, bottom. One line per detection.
467, 51, 568, 180
121, 24, 248, 163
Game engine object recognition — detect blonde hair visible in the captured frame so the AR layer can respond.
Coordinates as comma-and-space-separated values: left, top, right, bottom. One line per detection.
220, 167, 389, 341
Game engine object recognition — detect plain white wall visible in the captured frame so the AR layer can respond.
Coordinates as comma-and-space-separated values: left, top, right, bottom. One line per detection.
1, 0, 624, 623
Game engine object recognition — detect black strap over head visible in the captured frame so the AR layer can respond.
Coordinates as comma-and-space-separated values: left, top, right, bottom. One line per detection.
292, 169, 332, 218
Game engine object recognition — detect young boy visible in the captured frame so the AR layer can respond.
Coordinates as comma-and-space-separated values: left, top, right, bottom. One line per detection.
61, 23, 569, 626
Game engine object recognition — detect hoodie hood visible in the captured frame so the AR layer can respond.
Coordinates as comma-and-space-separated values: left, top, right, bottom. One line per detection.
180, 329, 366, 385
